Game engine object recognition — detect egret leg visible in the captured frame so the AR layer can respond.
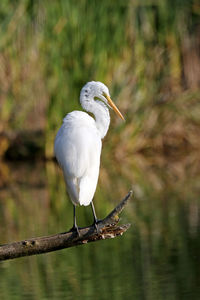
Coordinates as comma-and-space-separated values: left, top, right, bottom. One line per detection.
70, 205, 80, 236
91, 201, 98, 223
91, 201, 100, 233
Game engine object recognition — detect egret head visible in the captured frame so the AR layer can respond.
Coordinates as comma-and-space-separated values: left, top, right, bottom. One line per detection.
80, 81, 124, 120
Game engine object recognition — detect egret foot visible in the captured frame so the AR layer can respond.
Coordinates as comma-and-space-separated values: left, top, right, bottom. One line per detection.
71, 205, 80, 236
70, 224, 80, 236
93, 219, 101, 234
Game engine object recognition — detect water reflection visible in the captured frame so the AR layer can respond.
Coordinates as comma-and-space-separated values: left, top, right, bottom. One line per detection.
0, 160, 199, 299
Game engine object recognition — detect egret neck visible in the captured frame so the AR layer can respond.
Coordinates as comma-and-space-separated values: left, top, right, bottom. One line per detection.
80, 96, 110, 139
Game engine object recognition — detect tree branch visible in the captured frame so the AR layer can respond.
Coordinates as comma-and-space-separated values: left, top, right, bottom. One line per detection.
0, 191, 132, 261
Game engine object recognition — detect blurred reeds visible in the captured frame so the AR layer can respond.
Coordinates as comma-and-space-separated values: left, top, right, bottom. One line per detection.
0, 0, 200, 192
0, 3, 200, 298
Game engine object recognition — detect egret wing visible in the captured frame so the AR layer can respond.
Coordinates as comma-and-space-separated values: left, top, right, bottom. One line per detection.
54, 111, 102, 205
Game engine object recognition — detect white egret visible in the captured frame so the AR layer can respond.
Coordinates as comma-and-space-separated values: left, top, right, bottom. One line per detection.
54, 81, 124, 234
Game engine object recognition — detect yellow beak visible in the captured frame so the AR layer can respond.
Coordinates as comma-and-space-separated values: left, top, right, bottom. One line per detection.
104, 93, 125, 121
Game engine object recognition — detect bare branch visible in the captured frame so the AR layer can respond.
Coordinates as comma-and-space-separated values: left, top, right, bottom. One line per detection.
0, 191, 132, 261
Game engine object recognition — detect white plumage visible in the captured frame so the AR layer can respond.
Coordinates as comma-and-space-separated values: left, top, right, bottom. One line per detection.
55, 111, 101, 206
54, 81, 124, 231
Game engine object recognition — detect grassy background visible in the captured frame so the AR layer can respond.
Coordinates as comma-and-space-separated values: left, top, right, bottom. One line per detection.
0, 1, 199, 140
0, 2, 200, 298
0, 0, 200, 195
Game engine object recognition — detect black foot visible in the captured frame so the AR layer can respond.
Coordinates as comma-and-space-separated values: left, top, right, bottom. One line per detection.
70, 225, 80, 237
93, 219, 101, 234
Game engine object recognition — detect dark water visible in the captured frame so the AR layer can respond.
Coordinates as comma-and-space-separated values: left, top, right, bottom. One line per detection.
0, 161, 199, 299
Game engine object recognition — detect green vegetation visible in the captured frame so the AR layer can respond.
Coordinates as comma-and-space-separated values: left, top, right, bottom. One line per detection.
0, 0, 199, 153
0, 1, 200, 299
0, 0, 199, 192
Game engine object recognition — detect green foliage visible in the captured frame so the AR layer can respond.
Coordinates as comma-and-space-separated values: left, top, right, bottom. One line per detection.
0, 2, 200, 298
0, 0, 199, 154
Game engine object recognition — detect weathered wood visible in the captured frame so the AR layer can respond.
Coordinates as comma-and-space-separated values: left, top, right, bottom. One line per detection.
0, 191, 132, 261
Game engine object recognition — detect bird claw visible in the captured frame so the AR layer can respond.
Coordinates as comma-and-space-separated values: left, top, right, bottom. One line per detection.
93, 219, 101, 234
70, 225, 80, 237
